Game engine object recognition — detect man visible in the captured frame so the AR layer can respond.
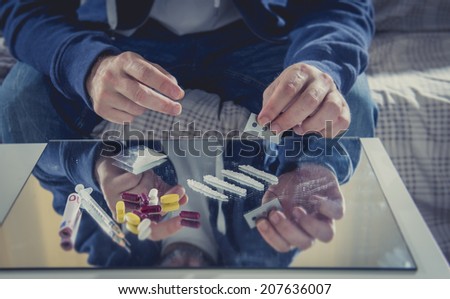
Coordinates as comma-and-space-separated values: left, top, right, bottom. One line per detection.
0, 0, 377, 142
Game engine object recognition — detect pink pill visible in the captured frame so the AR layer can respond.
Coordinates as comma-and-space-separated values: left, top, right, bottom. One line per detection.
181, 219, 200, 229
179, 211, 200, 220
121, 192, 140, 202
141, 205, 161, 214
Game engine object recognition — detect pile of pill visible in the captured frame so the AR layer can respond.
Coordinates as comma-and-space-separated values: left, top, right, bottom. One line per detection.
116, 188, 181, 239
179, 210, 201, 229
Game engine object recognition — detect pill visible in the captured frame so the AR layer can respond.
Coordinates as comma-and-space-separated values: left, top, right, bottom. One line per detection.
121, 192, 140, 202
141, 205, 161, 214
137, 218, 151, 231
126, 222, 139, 235
181, 219, 200, 229
140, 193, 149, 206
138, 226, 152, 241
132, 210, 145, 220
147, 214, 162, 222
180, 211, 200, 220
125, 212, 141, 226
116, 201, 125, 223
160, 194, 179, 204
148, 197, 158, 206
148, 188, 158, 199
124, 201, 140, 210
161, 202, 180, 213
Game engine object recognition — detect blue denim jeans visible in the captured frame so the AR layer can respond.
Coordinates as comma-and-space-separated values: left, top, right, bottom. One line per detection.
0, 20, 377, 142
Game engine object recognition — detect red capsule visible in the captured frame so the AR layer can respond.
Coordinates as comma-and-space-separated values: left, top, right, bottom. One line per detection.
147, 214, 162, 222
179, 211, 200, 220
124, 201, 140, 210
141, 205, 161, 214
121, 192, 140, 202
140, 193, 149, 206
181, 219, 200, 229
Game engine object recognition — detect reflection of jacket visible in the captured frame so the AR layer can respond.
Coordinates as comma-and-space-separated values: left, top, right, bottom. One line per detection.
0, 0, 373, 116
33, 138, 360, 267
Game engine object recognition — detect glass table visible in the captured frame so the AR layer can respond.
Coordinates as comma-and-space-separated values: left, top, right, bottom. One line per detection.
0, 138, 448, 278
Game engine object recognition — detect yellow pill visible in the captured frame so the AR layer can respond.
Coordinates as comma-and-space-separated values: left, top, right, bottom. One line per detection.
125, 212, 141, 226
126, 222, 138, 235
116, 201, 125, 223
161, 202, 180, 213
160, 194, 180, 204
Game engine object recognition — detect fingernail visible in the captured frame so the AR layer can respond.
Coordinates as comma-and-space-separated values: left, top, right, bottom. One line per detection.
271, 123, 281, 134
257, 220, 268, 232
172, 104, 182, 115
295, 125, 305, 135
293, 208, 303, 221
171, 87, 182, 99
270, 211, 281, 224
258, 116, 270, 126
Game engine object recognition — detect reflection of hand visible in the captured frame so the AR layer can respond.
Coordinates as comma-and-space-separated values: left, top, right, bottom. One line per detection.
258, 63, 350, 137
256, 163, 344, 252
95, 156, 188, 240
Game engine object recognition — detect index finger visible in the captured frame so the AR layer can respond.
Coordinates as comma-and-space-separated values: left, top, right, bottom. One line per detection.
122, 53, 184, 100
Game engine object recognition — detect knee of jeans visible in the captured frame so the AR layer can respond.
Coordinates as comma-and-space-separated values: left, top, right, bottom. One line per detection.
0, 62, 50, 113
345, 75, 378, 125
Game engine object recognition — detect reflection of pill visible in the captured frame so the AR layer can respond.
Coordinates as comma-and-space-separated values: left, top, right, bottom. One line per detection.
140, 193, 149, 206
161, 202, 180, 212
141, 205, 161, 214
160, 194, 179, 204
126, 222, 139, 235
138, 218, 151, 231
124, 201, 140, 210
147, 214, 162, 222
149, 188, 158, 199
180, 211, 200, 220
121, 192, 139, 202
116, 201, 125, 223
125, 212, 141, 226
132, 210, 145, 220
181, 219, 200, 229
138, 226, 152, 241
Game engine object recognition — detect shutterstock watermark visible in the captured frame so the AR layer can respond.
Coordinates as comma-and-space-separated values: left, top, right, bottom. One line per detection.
99, 120, 348, 159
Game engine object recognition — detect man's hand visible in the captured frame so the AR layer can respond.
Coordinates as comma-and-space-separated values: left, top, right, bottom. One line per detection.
258, 63, 350, 137
95, 156, 188, 240
87, 51, 185, 124
256, 164, 344, 252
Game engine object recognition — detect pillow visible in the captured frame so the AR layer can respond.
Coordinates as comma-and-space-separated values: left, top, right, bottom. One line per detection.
374, 0, 450, 32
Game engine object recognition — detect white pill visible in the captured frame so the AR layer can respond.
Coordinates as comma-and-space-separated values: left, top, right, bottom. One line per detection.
149, 188, 158, 199
138, 226, 152, 241
137, 218, 151, 231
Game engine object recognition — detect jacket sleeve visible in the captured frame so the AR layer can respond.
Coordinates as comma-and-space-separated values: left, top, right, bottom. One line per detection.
283, 0, 374, 94
0, 0, 121, 109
